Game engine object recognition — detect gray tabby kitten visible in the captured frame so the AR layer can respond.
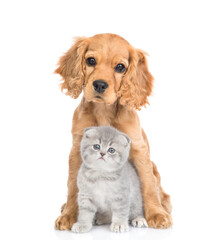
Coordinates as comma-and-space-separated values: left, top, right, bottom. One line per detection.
72, 126, 147, 233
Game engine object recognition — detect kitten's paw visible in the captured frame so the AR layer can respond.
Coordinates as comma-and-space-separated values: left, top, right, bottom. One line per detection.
131, 216, 148, 228
94, 213, 111, 225
110, 222, 129, 233
72, 222, 92, 233
95, 218, 108, 225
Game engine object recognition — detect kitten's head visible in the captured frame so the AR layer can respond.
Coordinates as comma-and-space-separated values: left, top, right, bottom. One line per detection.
80, 126, 131, 172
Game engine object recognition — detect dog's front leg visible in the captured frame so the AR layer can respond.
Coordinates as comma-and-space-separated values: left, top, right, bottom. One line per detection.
131, 145, 172, 229
55, 104, 97, 230
55, 138, 82, 230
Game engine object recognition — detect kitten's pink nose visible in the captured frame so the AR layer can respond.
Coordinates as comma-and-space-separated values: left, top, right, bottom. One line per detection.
100, 152, 105, 157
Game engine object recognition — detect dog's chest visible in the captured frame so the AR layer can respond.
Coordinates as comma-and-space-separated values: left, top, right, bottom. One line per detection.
93, 105, 115, 126
95, 112, 112, 126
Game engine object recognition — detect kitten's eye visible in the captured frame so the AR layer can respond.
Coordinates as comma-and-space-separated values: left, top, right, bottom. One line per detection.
86, 57, 96, 66
114, 63, 126, 73
108, 147, 115, 154
93, 144, 100, 151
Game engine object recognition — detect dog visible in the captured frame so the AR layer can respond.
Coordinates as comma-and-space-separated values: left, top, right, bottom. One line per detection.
54, 33, 172, 230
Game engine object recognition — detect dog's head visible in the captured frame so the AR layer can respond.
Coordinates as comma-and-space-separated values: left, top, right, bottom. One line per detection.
55, 33, 153, 109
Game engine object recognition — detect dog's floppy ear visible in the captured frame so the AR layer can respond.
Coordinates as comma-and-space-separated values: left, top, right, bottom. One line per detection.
118, 48, 154, 110
55, 37, 89, 98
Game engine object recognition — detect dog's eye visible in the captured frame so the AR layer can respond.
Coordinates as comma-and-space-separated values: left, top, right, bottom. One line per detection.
115, 64, 126, 73
108, 147, 115, 154
86, 57, 96, 66
93, 144, 100, 151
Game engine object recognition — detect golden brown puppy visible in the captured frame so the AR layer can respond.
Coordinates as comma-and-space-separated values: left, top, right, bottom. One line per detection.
55, 33, 172, 230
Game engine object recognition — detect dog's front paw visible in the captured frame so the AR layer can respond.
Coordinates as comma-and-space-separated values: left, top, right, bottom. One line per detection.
131, 216, 148, 228
147, 212, 172, 229
72, 222, 92, 233
110, 222, 129, 233
55, 214, 75, 230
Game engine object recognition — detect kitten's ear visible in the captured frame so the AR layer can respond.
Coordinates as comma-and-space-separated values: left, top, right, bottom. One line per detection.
119, 133, 131, 146
83, 127, 98, 138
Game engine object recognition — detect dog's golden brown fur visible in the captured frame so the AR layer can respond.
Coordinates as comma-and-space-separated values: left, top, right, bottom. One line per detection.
55, 33, 172, 230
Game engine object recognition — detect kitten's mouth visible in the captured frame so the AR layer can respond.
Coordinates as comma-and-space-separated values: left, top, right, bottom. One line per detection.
99, 157, 105, 160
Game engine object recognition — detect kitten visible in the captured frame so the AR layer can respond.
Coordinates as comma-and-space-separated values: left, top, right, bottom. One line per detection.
72, 126, 147, 233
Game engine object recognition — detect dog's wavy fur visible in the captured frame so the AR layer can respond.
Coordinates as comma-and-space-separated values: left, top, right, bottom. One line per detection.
55, 33, 172, 230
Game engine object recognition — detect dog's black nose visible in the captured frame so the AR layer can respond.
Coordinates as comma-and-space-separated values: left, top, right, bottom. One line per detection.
93, 80, 108, 93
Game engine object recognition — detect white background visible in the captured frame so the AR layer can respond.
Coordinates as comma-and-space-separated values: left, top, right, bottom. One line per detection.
0, 0, 216, 239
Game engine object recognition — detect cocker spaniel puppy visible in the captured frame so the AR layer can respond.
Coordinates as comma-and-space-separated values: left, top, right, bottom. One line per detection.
55, 33, 172, 230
